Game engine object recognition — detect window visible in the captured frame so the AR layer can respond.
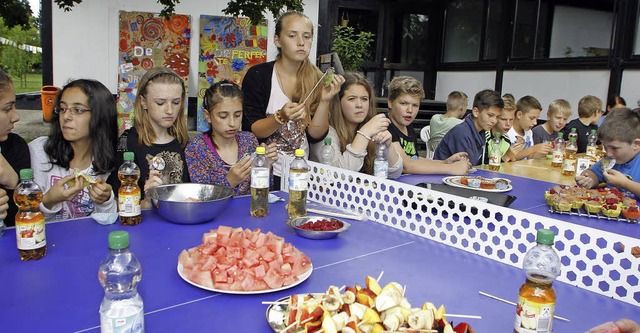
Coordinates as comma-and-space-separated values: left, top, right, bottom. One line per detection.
442, 0, 484, 62
398, 14, 429, 64
634, 4, 640, 55
512, 0, 614, 59
483, 0, 503, 60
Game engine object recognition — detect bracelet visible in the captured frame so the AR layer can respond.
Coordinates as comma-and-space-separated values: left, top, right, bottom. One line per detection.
356, 130, 371, 141
274, 110, 286, 125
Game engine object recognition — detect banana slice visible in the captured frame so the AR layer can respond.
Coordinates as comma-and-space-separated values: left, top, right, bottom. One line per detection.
323, 294, 342, 312
408, 310, 434, 329
342, 289, 356, 305
382, 314, 400, 331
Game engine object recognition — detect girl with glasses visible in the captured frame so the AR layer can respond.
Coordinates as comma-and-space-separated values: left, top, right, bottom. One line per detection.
185, 81, 277, 195
28, 79, 118, 221
0, 70, 31, 227
118, 67, 190, 208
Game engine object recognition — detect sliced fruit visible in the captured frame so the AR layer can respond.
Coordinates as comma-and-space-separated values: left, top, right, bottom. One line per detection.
365, 275, 382, 295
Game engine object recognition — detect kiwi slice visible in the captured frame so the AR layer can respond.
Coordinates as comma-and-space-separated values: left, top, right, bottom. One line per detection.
323, 67, 335, 86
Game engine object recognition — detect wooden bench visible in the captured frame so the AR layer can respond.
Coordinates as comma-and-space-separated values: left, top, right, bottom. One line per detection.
376, 97, 447, 150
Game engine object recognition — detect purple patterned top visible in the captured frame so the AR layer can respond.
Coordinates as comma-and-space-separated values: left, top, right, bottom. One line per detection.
184, 132, 258, 195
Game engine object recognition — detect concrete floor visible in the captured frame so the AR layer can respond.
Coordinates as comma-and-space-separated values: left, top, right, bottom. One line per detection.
14, 109, 50, 142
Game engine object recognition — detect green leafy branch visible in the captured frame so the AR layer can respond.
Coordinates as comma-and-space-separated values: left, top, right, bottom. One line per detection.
331, 25, 375, 72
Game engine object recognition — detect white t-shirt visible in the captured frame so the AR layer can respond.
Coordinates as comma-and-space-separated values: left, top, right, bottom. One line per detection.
28, 136, 116, 221
507, 127, 533, 150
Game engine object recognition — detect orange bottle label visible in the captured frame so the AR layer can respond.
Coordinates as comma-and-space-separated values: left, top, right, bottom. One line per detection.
118, 193, 141, 217
15, 213, 46, 250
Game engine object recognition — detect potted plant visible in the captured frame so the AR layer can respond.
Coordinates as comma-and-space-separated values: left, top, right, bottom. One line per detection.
331, 25, 375, 72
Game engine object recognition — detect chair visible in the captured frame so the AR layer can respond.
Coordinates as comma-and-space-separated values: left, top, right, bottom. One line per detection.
420, 126, 434, 159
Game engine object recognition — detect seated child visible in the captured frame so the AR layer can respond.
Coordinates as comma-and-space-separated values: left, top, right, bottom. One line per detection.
561, 95, 603, 153
119, 67, 191, 208
532, 99, 571, 144
185, 81, 277, 195
576, 108, 640, 199
429, 91, 467, 142
484, 96, 519, 163
598, 95, 626, 126
29, 79, 118, 221
508, 95, 553, 160
309, 73, 402, 178
387, 76, 470, 174
0, 70, 31, 226
434, 89, 502, 167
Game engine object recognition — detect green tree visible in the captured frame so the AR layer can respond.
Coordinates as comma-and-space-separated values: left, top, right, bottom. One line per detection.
331, 26, 375, 72
0, 17, 41, 87
53, 0, 304, 25
0, 0, 31, 28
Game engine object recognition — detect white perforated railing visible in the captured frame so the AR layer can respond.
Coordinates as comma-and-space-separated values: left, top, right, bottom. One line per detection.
296, 161, 640, 307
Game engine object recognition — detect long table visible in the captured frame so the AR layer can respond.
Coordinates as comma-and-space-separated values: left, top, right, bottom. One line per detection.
1, 194, 638, 332
478, 158, 577, 186
397, 169, 640, 239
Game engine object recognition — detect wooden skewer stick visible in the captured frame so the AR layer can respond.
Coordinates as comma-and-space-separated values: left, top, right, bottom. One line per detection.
278, 314, 317, 333
306, 208, 366, 221
300, 70, 330, 106
445, 313, 482, 319
479, 291, 570, 322
377, 271, 385, 282
261, 300, 288, 305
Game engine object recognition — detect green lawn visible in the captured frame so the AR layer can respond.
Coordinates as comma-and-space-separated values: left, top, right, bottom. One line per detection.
10, 73, 43, 94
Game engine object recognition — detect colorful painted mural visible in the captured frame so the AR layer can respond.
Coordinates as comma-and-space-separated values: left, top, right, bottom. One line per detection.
117, 11, 191, 133
197, 15, 268, 132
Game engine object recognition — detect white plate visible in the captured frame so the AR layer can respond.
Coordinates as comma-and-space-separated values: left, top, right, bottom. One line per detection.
265, 294, 324, 332
443, 176, 512, 193
177, 263, 313, 295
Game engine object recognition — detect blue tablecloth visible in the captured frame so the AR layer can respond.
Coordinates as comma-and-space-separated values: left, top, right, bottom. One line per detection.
1, 194, 638, 332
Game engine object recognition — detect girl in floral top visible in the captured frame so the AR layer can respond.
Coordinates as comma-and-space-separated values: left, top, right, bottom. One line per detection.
185, 81, 277, 195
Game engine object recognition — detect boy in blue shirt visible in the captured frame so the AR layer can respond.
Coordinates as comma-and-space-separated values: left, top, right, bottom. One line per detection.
576, 108, 640, 199
434, 89, 502, 166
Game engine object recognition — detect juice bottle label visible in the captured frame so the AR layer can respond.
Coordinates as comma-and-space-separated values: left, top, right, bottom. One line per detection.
100, 306, 144, 333
118, 193, 141, 217
514, 297, 555, 332
15, 214, 46, 250
489, 152, 501, 167
586, 146, 597, 157
251, 168, 269, 188
289, 172, 309, 191
562, 158, 576, 172
551, 151, 563, 164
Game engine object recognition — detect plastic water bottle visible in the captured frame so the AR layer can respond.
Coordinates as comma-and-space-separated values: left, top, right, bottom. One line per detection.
373, 142, 389, 178
118, 152, 141, 226
514, 229, 561, 333
586, 129, 598, 158
318, 137, 336, 165
99, 230, 144, 333
562, 137, 577, 176
287, 149, 309, 220
551, 133, 565, 168
488, 132, 502, 171
14, 168, 47, 261
567, 127, 578, 143
250, 146, 270, 217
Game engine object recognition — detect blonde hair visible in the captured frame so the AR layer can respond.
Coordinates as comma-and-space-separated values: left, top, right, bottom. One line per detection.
578, 95, 603, 118
133, 67, 188, 147
329, 73, 377, 174
446, 91, 468, 112
547, 99, 572, 117
388, 76, 425, 101
502, 96, 517, 113
275, 11, 322, 125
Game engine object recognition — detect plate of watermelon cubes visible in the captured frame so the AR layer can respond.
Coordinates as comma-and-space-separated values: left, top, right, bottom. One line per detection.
177, 225, 313, 294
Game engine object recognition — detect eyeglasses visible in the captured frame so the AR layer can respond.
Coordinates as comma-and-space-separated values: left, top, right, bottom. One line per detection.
54, 106, 91, 116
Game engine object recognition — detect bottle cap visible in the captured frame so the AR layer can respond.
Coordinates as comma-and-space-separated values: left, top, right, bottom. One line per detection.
591, 129, 597, 134
19, 168, 33, 180
571, 128, 576, 132
536, 228, 555, 245
557, 132, 563, 137
324, 137, 332, 145
256, 146, 266, 155
294, 149, 305, 157
124, 152, 135, 161
108, 230, 130, 250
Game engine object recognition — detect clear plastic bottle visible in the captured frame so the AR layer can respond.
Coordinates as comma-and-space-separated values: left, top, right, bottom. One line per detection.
287, 149, 309, 220
14, 168, 47, 261
373, 142, 389, 178
567, 127, 578, 143
562, 137, 577, 176
551, 133, 565, 168
318, 137, 336, 165
586, 129, 598, 158
118, 152, 142, 226
99, 231, 144, 333
250, 146, 270, 217
514, 229, 561, 333
488, 132, 502, 171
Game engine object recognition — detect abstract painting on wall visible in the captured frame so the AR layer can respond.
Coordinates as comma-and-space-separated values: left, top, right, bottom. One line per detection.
117, 11, 191, 133
197, 15, 268, 132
